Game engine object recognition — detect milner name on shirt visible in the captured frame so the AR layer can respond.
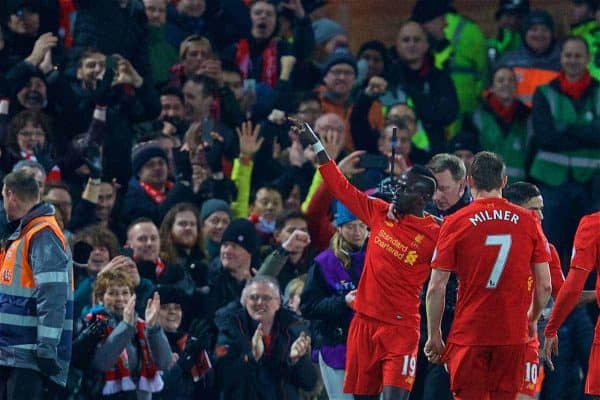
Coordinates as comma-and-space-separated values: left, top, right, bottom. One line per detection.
469, 208, 520, 226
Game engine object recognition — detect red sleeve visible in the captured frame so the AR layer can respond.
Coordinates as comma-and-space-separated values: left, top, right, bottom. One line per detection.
549, 244, 565, 299
532, 219, 551, 264
306, 183, 335, 253
544, 267, 590, 337
571, 215, 599, 272
431, 217, 458, 272
319, 160, 386, 226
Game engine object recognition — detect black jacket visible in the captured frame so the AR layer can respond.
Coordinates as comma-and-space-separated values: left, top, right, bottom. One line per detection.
214, 302, 317, 400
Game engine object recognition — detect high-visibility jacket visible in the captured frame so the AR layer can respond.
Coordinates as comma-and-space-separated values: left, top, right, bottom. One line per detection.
0, 203, 73, 386
471, 102, 532, 183
530, 82, 600, 186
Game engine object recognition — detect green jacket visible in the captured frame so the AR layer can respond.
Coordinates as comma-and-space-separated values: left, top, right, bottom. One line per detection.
583, 27, 600, 80
530, 81, 600, 186
571, 19, 598, 38
439, 13, 488, 117
148, 25, 179, 86
471, 102, 531, 183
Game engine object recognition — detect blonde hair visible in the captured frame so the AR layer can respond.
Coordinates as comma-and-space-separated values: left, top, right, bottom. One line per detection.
331, 231, 353, 268
179, 35, 213, 60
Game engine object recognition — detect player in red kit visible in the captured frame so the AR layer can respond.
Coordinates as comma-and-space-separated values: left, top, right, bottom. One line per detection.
543, 212, 600, 399
425, 152, 552, 400
291, 119, 440, 400
503, 182, 565, 399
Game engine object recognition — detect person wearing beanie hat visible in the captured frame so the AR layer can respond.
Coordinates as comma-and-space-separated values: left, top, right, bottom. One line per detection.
357, 40, 389, 86
300, 200, 366, 400
488, 0, 530, 65
312, 18, 348, 52
204, 218, 258, 317
121, 140, 193, 227
201, 199, 232, 260
321, 48, 357, 78
496, 10, 560, 107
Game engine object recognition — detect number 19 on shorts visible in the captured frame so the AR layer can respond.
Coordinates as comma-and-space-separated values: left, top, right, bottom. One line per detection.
401, 355, 417, 377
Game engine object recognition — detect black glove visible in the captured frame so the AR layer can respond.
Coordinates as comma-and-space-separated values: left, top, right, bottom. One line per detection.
188, 318, 213, 349
93, 68, 116, 107
178, 336, 205, 372
72, 317, 108, 370
84, 144, 103, 179
33, 143, 55, 173
37, 356, 60, 377
173, 148, 192, 183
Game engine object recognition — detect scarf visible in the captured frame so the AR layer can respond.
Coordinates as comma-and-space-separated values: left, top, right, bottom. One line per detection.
486, 93, 519, 124
558, 70, 592, 100
176, 334, 213, 382
140, 180, 174, 204
155, 258, 166, 278
235, 38, 278, 87
102, 318, 164, 395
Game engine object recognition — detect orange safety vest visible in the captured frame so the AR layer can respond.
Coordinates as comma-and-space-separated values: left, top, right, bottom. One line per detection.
513, 67, 559, 107
0, 215, 68, 289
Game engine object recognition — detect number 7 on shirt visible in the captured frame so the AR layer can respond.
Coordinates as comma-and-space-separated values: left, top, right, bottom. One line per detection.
485, 234, 512, 289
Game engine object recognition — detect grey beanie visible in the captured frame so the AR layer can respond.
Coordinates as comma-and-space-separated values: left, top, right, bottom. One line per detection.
312, 18, 346, 46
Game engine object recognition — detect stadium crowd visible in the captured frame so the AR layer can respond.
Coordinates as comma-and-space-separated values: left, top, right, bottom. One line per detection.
0, 0, 598, 399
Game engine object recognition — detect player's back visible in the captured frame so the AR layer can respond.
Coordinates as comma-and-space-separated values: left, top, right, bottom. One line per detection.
438, 197, 549, 346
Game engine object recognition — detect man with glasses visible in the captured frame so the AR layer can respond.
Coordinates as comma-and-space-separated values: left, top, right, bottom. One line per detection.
214, 275, 317, 399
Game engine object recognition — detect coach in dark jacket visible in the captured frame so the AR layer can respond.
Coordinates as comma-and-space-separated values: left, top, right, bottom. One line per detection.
214, 275, 317, 400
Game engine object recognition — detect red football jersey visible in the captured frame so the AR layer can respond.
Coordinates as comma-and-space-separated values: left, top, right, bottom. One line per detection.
571, 212, 600, 274
319, 161, 440, 326
432, 197, 550, 346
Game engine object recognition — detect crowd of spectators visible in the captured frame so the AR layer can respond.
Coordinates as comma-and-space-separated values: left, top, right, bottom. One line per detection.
0, 0, 598, 399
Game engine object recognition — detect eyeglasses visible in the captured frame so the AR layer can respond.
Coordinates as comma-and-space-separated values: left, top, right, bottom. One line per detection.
248, 294, 275, 303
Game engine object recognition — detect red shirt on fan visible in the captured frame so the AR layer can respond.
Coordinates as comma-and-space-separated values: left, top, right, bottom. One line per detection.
319, 161, 440, 327
545, 212, 600, 340
432, 197, 550, 346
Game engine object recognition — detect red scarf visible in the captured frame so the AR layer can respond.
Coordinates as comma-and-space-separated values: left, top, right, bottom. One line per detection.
487, 93, 519, 124
235, 38, 278, 87
558, 70, 592, 100
140, 181, 174, 204
155, 258, 166, 278
100, 318, 164, 395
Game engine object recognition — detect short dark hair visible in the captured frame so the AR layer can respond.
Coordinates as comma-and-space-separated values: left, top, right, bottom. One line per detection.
185, 75, 218, 98
427, 153, 466, 182
7, 110, 51, 151
250, 184, 282, 205
159, 87, 184, 105
43, 181, 70, 197
275, 210, 308, 231
77, 47, 104, 68
503, 182, 541, 206
470, 151, 505, 191
3, 169, 40, 203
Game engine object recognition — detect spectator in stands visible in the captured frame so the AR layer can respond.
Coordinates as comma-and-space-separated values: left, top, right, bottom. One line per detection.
258, 210, 313, 290
200, 199, 232, 261
248, 185, 284, 246
205, 218, 258, 317
2, 0, 44, 69
386, 20, 458, 153
529, 35, 600, 265
356, 40, 389, 88
447, 130, 479, 175
379, 119, 429, 167
169, 34, 213, 87
73, 225, 120, 320
464, 66, 531, 183
300, 202, 367, 400
144, 0, 178, 87
156, 286, 216, 399
1, 109, 51, 172
412, 0, 488, 134
43, 181, 72, 227
214, 275, 317, 399
497, 10, 561, 106
488, 0, 530, 65
225, 0, 314, 88
82, 269, 171, 399
121, 141, 193, 227
569, 0, 598, 37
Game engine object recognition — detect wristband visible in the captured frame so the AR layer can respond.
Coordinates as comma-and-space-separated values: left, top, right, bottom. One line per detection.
312, 141, 325, 153
93, 107, 107, 121
0, 99, 9, 115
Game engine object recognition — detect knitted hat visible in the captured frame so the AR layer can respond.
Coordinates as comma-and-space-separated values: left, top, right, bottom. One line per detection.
321, 48, 357, 77
131, 141, 168, 176
221, 219, 257, 255
200, 199, 231, 222
411, 0, 450, 24
522, 10, 555, 33
334, 201, 358, 227
448, 131, 480, 155
312, 18, 346, 46
495, 0, 530, 19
